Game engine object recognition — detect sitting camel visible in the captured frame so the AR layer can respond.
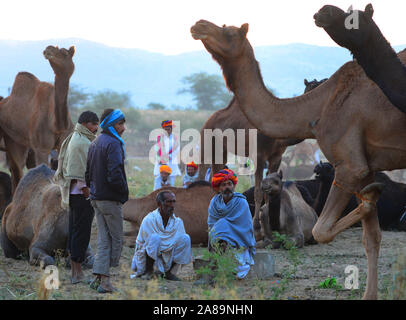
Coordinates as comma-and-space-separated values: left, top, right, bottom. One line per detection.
123, 181, 215, 247
0, 46, 75, 192
258, 171, 318, 249
314, 3, 406, 114
0, 165, 93, 267
304, 78, 328, 93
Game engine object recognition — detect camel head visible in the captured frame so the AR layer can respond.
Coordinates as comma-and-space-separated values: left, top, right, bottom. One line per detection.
43, 45, 75, 77
314, 4, 375, 53
261, 171, 283, 196
191, 20, 250, 61
314, 161, 334, 183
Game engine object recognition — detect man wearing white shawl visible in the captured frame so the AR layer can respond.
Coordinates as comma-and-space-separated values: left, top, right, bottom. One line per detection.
131, 190, 192, 281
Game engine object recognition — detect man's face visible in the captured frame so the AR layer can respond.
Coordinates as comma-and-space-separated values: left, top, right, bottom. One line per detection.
159, 192, 176, 216
163, 126, 172, 135
113, 120, 126, 136
187, 166, 197, 176
160, 172, 170, 181
219, 180, 234, 200
84, 121, 99, 134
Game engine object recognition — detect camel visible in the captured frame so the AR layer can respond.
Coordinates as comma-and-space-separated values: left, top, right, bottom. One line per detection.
0, 45, 75, 192
198, 96, 302, 240
0, 165, 93, 267
191, 20, 406, 299
0, 171, 11, 220
258, 171, 318, 249
314, 3, 406, 115
123, 182, 216, 247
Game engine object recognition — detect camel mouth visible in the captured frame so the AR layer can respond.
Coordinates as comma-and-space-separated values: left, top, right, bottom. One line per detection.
191, 32, 208, 40
43, 52, 54, 60
314, 13, 331, 28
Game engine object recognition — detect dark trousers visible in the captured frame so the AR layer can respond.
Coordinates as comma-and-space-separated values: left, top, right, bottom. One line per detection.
68, 194, 95, 263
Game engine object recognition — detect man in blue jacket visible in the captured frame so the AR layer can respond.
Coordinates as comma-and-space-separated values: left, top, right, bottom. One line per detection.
85, 108, 128, 293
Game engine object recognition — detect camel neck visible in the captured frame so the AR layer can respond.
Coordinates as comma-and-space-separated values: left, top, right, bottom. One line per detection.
221, 45, 334, 140
267, 193, 281, 231
54, 74, 71, 131
351, 30, 406, 111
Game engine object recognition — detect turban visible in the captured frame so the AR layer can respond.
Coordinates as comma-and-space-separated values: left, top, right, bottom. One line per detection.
161, 120, 173, 128
159, 165, 172, 175
100, 109, 126, 158
211, 169, 238, 191
186, 161, 198, 170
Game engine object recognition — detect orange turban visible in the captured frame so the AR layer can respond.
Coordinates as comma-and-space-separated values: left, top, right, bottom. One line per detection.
211, 169, 238, 191
159, 165, 172, 174
186, 161, 198, 170
161, 120, 173, 128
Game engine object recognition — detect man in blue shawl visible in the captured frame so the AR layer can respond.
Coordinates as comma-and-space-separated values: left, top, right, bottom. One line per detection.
85, 108, 128, 293
208, 169, 256, 280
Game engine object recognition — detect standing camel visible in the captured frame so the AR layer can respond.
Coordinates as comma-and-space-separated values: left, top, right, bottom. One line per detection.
0, 46, 75, 191
191, 20, 406, 299
198, 96, 302, 239
314, 3, 406, 114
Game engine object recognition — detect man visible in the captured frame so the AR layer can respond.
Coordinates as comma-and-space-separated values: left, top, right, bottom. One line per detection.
183, 161, 199, 188
153, 120, 181, 186
208, 169, 256, 279
85, 108, 129, 293
153, 164, 172, 191
54, 111, 99, 284
131, 190, 192, 281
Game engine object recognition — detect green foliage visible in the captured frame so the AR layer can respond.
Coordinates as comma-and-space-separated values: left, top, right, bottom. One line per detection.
147, 102, 166, 110
178, 72, 232, 111
319, 277, 343, 289
195, 240, 242, 288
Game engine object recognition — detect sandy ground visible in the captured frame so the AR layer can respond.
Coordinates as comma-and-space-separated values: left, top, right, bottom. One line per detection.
0, 222, 405, 300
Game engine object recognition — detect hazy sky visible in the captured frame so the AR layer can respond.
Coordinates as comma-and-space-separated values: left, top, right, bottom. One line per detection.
1, 0, 405, 54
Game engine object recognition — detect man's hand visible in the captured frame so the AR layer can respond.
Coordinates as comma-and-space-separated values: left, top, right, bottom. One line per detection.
82, 187, 90, 199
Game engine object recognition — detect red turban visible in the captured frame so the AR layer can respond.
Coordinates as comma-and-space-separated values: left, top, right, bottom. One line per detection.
211, 169, 238, 191
186, 161, 198, 170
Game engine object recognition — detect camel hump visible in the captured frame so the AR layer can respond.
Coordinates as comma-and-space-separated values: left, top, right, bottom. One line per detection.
14, 164, 54, 197
187, 180, 211, 188
10, 72, 40, 97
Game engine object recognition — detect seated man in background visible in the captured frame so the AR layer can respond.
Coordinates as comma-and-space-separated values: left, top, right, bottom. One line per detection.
183, 161, 199, 188
131, 190, 192, 281
208, 169, 256, 280
154, 165, 172, 190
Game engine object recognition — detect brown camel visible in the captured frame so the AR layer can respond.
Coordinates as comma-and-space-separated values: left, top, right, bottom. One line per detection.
190, 20, 406, 299
198, 96, 302, 240
314, 3, 406, 114
0, 165, 93, 267
258, 171, 318, 249
0, 46, 75, 191
123, 182, 216, 247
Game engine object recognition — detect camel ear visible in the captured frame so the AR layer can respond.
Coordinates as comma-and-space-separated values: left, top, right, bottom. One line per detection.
278, 170, 283, 180
304, 79, 308, 85
240, 23, 249, 37
365, 3, 374, 18
69, 46, 76, 57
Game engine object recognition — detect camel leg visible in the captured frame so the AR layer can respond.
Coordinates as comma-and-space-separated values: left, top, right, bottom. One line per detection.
253, 157, 265, 240
34, 150, 50, 166
361, 207, 381, 300
25, 149, 37, 169
4, 136, 28, 192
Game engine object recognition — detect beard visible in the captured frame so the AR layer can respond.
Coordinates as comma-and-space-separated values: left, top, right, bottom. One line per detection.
221, 188, 233, 199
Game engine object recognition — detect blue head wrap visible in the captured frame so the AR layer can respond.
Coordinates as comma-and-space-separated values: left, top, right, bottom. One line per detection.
100, 109, 126, 158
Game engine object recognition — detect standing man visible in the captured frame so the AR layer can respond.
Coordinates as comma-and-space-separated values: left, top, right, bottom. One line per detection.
54, 111, 99, 284
208, 169, 256, 280
154, 120, 181, 186
85, 108, 129, 293
131, 190, 192, 281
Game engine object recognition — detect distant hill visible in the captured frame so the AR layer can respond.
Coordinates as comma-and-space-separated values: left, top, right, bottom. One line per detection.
0, 38, 405, 108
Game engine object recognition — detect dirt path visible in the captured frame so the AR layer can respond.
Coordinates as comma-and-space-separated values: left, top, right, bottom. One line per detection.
0, 225, 405, 300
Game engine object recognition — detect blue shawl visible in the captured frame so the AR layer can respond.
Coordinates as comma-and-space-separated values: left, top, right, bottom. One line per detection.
100, 109, 126, 158
208, 193, 256, 257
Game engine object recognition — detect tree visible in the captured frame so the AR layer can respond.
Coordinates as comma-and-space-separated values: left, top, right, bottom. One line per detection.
178, 72, 232, 111
84, 89, 133, 114
147, 102, 166, 110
